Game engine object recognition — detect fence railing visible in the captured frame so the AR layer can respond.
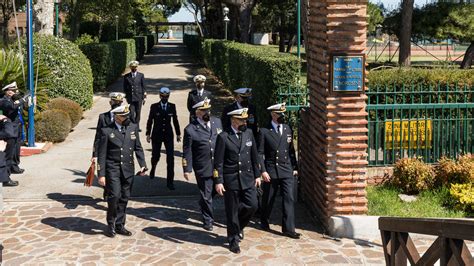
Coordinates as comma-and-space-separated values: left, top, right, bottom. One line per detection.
367, 83, 474, 166
379, 217, 474, 265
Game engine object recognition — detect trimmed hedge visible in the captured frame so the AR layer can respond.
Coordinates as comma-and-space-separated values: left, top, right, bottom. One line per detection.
184, 36, 299, 123
146, 34, 156, 53
36, 109, 72, 143
80, 39, 136, 92
134, 36, 146, 60
368, 68, 474, 88
28, 35, 93, 109
46, 97, 83, 128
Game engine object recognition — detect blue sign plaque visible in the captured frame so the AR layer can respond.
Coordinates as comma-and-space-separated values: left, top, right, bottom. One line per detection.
331, 55, 364, 92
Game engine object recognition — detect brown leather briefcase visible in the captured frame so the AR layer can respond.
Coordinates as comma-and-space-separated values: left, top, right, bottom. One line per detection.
84, 162, 95, 187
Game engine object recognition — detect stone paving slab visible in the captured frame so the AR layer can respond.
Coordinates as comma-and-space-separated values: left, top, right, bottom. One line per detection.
1, 197, 389, 265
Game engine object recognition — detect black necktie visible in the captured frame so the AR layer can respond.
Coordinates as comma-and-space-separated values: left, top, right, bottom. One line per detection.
121, 126, 126, 135
277, 125, 281, 136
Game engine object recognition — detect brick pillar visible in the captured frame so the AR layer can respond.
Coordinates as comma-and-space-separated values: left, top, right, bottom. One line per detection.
300, 0, 368, 229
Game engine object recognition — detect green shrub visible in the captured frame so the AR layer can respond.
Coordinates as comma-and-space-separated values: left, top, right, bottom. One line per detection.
74, 34, 99, 46
35, 109, 72, 143
185, 37, 299, 124
23, 34, 93, 109
79, 43, 110, 91
46, 97, 83, 128
449, 183, 474, 215
367, 68, 474, 89
146, 34, 155, 53
436, 155, 474, 186
80, 39, 136, 92
392, 158, 436, 194
134, 36, 146, 60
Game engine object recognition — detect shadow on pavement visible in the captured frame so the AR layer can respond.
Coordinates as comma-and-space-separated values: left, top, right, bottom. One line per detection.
46, 193, 107, 211
41, 217, 106, 235
143, 226, 227, 248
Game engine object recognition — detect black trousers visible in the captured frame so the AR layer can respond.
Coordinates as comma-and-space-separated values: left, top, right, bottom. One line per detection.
105, 171, 133, 228
260, 177, 296, 233
224, 187, 258, 243
130, 101, 143, 125
196, 176, 216, 225
5, 126, 21, 173
151, 136, 174, 185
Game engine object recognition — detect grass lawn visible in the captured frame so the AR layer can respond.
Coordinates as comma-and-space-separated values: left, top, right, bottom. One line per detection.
367, 185, 468, 218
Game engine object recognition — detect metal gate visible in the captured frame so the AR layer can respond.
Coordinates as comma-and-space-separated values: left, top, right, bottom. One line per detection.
367, 83, 474, 166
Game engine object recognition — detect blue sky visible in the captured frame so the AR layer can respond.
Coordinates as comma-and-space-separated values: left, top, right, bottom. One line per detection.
168, 0, 431, 22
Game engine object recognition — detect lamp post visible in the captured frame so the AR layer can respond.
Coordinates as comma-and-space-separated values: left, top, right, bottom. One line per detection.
375, 24, 382, 62
54, 0, 59, 37
223, 6, 229, 40
133, 20, 137, 35
115, 15, 119, 40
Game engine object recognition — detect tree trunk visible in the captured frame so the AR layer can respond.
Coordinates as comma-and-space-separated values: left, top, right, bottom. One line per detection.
279, 10, 287, 53
286, 34, 295, 53
34, 0, 55, 35
1, 20, 9, 46
460, 41, 474, 69
398, 0, 414, 67
238, 0, 252, 43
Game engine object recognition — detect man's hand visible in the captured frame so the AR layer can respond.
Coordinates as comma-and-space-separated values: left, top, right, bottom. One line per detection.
146, 135, 151, 143
255, 178, 262, 188
184, 172, 191, 181
0, 140, 7, 152
139, 167, 147, 176
215, 184, 226, 196
262, 172, 271, 182
177, 135, 182, 143
0, 115, 7, 121
144, 92, 147, 98
91, 157, 96, 163
98, 176, 106, 187
293, 170, 298, 177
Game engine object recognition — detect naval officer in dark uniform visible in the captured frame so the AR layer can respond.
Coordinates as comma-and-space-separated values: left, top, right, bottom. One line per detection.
187, 75, 212, 122
91, 92, 126, 162
146, 87, 181, 190
91, 92, 126, 200
123, 61, 147, 125
214, 108, 261, 254
183, 98, 222, 231
0, 82, 32, 184
221, 88, 258, 137
97, 104, 147, 238
258, 103, 300, 239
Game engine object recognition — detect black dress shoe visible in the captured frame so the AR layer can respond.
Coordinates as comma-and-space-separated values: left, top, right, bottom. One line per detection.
238, 230, 244, 240
105, 225, 116, 238
229, 240, 241, 254
11, 168, 24, 174
260, 222, 270, 231
203, 223, 213, 231
116, 227, 132, 236
283, 231, 301, 239
149, 168, 156, 179
3, 180, 19, 187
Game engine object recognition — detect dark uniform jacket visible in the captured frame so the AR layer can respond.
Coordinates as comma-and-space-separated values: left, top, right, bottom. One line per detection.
97, 123, 146, 179
92, 111, 113, 157
258, 123, 298, 179
0, 119, 16, 182
146, 101, 181, 138
221, 102, 258, 135
187, 89, 212, 117
183, 117, 222, 177
214, 128, 261, 190
123, 72, 146, 103
0, 96, 26, 133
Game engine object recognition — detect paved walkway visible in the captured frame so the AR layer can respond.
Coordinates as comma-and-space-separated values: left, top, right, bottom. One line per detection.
0, 44, 431, 265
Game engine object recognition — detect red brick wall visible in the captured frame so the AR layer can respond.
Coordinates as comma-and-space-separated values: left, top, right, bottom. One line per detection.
300, 0, 368, 229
